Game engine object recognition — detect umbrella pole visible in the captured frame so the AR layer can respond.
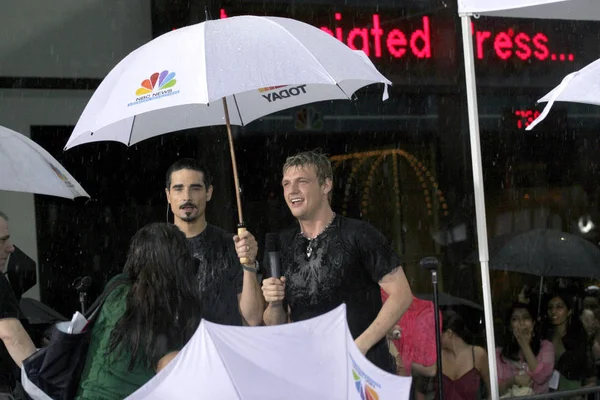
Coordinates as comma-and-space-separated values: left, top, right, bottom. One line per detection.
537, 276, 544, 318
222, 97, 250, 264
460, 15, 499, 400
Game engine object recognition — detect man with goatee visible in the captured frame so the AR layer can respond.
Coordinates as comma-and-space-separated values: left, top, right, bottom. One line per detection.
165, 159, 263, 326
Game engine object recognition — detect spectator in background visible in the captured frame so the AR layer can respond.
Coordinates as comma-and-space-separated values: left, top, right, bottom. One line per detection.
543, 291, 596, 392
416, 310, 490, 400
496, 303, 554, 397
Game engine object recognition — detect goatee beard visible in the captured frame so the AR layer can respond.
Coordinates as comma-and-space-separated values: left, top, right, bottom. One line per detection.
180, 214, 198, 223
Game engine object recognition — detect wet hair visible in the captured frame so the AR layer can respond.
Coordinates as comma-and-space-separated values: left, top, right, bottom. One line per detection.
501, 302, 541, 361
283, 150, 333, 186
166, 158, 212, 189
0, 211, 8, 222
442, 310, 473, 343
108, 223, 202, 370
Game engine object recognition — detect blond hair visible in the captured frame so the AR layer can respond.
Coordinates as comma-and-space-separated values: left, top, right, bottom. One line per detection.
283, 150, 333, 186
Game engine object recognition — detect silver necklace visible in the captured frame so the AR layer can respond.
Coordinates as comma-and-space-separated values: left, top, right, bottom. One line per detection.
301, 212, 336, 258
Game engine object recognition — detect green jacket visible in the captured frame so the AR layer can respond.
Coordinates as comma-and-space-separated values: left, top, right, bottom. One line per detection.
76, 276, 158, 400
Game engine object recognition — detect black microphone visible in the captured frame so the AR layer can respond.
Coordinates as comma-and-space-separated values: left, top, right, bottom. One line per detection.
73, 276, 92, 293
420, 256, 440, 271
420, 256, 443, 400
265, 233, 281, 279
73, 276, 93, 314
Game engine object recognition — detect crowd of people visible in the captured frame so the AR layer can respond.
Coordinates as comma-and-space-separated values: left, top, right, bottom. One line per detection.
1, 150, 599, 399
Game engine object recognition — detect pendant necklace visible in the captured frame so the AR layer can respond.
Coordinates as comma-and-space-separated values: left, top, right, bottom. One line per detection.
301, 213, 336, 258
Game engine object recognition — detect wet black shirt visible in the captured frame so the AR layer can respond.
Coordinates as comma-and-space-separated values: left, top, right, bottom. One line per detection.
273, 215, 403, 373
187, 224, 243, 326
0, 276, 21, 392
0, 276, 20, 321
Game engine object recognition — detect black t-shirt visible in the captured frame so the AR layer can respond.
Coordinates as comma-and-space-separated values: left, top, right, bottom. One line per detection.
271, 214, 403, 373
0, 276, 20, 320
187, 224, 243, 326
0, 276, 21, 392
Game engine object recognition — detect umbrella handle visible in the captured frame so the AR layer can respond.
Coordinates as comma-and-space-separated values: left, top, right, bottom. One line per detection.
238, 225, 250, 265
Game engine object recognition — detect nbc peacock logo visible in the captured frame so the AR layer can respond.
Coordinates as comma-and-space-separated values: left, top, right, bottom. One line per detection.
128, 70, 180, 107
353, 369, 379, 400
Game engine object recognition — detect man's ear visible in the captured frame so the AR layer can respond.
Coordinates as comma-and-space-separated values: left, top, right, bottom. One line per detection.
322, 178, 332, 196
165, 188, 170, 203
207, 185, 214, 202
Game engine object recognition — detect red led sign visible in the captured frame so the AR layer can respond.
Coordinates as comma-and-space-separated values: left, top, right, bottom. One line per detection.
472, 23, 574, 63
216, 9, 576, 65
319, 13, 431, 59
515, 109, 541, 129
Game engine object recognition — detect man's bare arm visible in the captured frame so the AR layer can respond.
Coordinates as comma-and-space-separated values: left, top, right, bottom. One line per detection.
0, 318, 36, 367
263, 302, 290, 326
355, 267, 412, 355
238, 271, 265, 326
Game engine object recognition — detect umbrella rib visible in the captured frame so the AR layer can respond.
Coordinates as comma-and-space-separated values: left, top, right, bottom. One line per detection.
127, 115, 137, 147
204, 329, 244, 400
335, 83, 352, 101
232, 94, 244, 127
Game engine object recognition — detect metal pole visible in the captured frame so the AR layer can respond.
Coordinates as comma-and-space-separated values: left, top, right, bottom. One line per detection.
432, 269, 444, 400
460, 14, 499, 400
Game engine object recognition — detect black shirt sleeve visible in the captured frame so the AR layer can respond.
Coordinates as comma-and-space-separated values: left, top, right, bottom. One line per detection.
0, 276, 20, 320
353, 221, 403, 283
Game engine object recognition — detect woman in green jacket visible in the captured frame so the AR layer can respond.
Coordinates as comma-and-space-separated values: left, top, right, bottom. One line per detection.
76, 223, 202, 400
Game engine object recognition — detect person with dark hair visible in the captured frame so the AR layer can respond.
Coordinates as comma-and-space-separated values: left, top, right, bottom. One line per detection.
261, 150, 413, 373
496, 303, 554, 396
437, 310, 490, 400
165, 158, 263, 326
543, 291, 596, 392
76, 223, 203, 400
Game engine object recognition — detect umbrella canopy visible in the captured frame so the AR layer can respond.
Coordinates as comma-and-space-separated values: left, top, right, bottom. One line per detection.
458, 0, 600, 20
469, 229, 600, 278
526, 57, 600, 130
63, 15, 390, 232
0, 125, 89, 200
126, 305, 411, 400
64, 16, 390, 150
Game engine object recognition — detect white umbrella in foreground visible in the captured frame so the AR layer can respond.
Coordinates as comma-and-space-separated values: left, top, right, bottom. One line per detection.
126, 305, 411, 400
526, 57, 600, 130
63, 15, 391, 243
457, 1, 600, 398
0, 125, 89, 200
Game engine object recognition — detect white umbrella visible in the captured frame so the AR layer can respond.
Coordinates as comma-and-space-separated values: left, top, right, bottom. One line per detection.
126, 305, 412, 400
458, 0, 600, 19
0, 125, 89, 200
526, 57, 600, 130
457, 1, 600, 398
64, 15, 391, 241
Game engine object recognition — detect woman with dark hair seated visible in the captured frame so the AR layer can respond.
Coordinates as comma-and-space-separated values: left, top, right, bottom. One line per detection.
76, 223, 203, 400
496, 302, 554, 397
